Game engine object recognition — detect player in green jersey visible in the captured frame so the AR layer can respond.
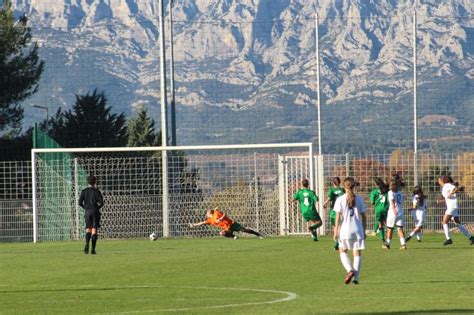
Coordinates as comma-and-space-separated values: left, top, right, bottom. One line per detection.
293, 178, 322, 241
323, 177, 345, 250
370, 178, 389, 243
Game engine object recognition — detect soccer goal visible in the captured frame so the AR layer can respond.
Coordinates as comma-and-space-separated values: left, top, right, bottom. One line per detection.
31, 143, 323, 242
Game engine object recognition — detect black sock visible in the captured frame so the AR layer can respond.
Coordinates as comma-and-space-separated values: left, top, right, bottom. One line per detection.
222, 231, 235, 238
242, 228, 261, 237
85, 232, 91, 248
91, 234, 98, 251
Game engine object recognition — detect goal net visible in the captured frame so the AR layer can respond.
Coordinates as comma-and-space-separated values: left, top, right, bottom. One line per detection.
31, 143, 314, 242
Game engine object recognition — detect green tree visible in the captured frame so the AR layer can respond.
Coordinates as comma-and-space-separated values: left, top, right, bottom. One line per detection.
127, 107, 161, 147
0, 0, 44, 135
420, 165, 451, 193
50, 89, 127, 147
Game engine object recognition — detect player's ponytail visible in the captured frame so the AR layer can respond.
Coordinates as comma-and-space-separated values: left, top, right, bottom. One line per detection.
413, 185, 425, 205
455, 183, 465, 192
343, 177, 357, 208
392, 173, 405, 188
374, 177, 388, 194
451, 179, 465, 192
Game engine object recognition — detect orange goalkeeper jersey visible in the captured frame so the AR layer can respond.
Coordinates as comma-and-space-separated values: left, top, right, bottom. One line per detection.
206, 210, 234, 230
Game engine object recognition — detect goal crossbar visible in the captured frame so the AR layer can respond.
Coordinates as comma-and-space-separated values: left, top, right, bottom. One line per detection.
31, 143, 313, 154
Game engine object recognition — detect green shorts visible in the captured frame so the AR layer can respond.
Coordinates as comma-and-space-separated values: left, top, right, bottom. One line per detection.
330, 209, 336, 226
229, 222, 242, 232
303, 211, 321, 223
375, 210, 387, 223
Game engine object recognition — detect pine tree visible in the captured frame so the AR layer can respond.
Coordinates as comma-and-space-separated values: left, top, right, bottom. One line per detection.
49, 89, 127, 147
0, 0, 44, 135
127, 107, 161, 147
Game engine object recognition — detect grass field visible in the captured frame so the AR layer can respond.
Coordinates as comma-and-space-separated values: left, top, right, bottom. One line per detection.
1, 234, 473, 314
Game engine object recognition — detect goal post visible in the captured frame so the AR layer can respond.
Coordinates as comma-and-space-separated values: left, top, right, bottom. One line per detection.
31, 143, 315, 242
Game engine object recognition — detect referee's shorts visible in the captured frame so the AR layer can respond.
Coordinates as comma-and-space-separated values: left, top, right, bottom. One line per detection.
85, 210, 101, 228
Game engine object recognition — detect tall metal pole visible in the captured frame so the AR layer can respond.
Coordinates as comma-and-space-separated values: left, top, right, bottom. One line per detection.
74, 158, 80, 240
158, 0, 169, 237
315, 13, 322, 156
315, 13, 323, 233
168, 0, 177, 146
31, 149, 38, 243
254, 152, 260, 231
413, 9, 418, 186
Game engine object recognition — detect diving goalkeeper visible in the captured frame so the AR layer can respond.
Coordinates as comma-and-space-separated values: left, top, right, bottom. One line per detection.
189, 208, 263, 239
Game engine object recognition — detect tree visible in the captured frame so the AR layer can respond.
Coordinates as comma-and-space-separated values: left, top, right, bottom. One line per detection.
127, 107, 161, 147
389, 149, 415, 190
349, 158, 391, 193
0, 128, 31, 160
0, 0, 44, 135
50, 89, 127, 147
456, 152, 474, 198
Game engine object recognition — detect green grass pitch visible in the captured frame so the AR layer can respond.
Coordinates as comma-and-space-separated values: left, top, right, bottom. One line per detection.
1, 234, 473, 314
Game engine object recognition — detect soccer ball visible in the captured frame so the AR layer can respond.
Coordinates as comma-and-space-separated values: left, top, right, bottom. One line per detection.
149, 232, 157, 241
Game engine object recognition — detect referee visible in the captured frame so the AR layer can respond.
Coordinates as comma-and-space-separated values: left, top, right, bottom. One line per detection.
79, 175, 104, 254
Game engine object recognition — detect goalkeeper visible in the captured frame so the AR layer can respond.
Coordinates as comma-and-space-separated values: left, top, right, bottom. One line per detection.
79, 175, 104, 254
189, 208, 263, 239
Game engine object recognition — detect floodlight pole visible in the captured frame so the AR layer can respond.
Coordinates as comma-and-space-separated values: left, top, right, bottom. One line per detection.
315, 12, 322, 157
33, 105, 49, 122
315, 12, 325, 233
168, 0, 177, 146
158, 0, 169, 237
413, 9, 418, 186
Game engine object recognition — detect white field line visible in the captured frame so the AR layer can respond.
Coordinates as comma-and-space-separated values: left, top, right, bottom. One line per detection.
117, 285, 298, 314
0, 284, 297, 313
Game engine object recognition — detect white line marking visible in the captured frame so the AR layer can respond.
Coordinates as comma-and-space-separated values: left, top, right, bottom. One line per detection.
0, 284, 297, 313
117, 286, 297, 314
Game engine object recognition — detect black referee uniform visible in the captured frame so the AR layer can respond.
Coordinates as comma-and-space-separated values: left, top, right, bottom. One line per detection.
79, 187, 104, 228
79, 186, 104, 254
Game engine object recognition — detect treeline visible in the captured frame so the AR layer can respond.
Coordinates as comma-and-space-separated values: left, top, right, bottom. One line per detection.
0, 89, 164, 161
0, 1, 165, 161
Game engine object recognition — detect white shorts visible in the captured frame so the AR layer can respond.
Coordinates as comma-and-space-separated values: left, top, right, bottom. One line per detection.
338, 238, 365, 251
411, 210, 425, 227
445, 208, 459, 217
387, 211, 404, 228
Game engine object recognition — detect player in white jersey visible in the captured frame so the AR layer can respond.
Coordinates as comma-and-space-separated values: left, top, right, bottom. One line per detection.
405, 186, 426, 243
438, 176, 474, 246
383, 179, 407, 250
333, 177, 367, 285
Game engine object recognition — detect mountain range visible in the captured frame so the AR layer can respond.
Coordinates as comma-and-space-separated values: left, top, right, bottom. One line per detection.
7, 0, 474, 153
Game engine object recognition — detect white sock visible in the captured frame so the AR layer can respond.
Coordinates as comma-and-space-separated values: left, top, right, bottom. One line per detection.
457, 224, 471, 238
353, 256, 361, 281
409, 231, 415, 237
443, 224, 451, 240
339, 252, 353, 273
416, 232, 421, 241
386, 238, 391, 245
400, 237, 406, 246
